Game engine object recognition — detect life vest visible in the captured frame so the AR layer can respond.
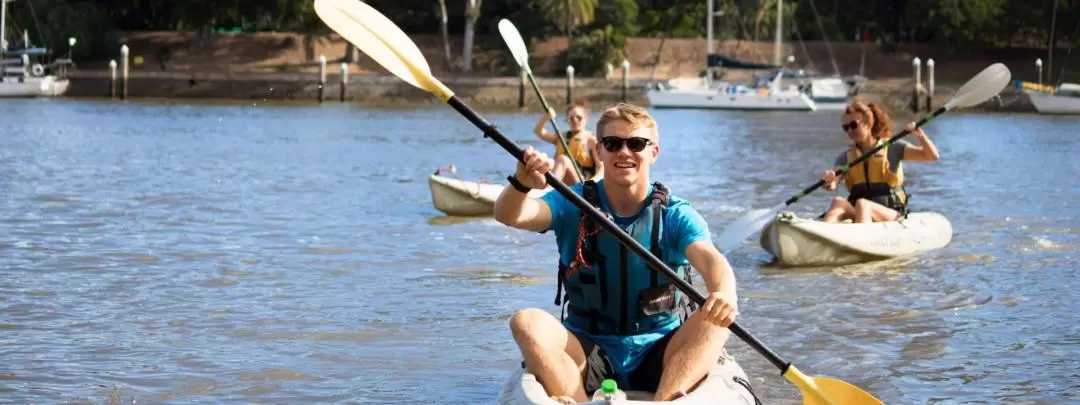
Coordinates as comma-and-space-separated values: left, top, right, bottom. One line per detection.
555, 131, 595, 175
843, 141, 909, 213
554, 180, 697, 336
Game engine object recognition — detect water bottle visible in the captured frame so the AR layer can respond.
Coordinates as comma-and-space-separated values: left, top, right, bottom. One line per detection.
591, 379, 627, 402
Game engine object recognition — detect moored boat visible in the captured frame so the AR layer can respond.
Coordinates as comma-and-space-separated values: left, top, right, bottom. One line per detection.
496, 351, 760, 404
759, 210, 953, 267
1024, 82, 1080, 114
428, 166, 548, 216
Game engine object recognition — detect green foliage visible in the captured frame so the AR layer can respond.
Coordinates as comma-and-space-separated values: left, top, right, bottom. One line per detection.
929, 0, 1007, 44
638, 1, 707, 38
539, 0, 598, 35
6, 1, 119, 60
558, 25, 627, 76
2, 0, 1078, 64
593, 0, 641, 36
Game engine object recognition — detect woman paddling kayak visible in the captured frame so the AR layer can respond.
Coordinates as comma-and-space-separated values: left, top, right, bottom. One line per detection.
532, 101, 602, 186
821, 99, 940, 223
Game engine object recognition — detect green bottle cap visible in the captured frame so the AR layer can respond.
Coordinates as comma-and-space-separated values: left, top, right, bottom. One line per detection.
601, 379, 617, 393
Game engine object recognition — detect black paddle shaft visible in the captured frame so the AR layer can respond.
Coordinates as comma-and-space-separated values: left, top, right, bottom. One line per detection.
525, 72, 586, 182
783, 105, 946, 207
447, 96, 792, 373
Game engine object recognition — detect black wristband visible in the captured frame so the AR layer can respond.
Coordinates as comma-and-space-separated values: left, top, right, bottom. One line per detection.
506, 175, 532, 193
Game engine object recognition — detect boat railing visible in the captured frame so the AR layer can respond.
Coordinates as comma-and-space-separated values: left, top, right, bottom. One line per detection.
1015, 80, 1056, 94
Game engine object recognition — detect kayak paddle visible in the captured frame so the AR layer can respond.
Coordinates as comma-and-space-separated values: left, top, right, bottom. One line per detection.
714, 63, 1012, 253
312, 0, 885, 403
497, 18, 586, 183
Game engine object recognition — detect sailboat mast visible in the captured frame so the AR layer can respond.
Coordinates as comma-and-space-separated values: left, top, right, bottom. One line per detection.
706, 0, 714, 87
1, 0, 8, 57
773, 0, 783, 66
1048, 0, 1058, 83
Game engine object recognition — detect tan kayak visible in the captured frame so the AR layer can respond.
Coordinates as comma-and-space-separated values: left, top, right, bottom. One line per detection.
428, 170, 548, 217
759, 210, 954, 267
496, 351, 759, 404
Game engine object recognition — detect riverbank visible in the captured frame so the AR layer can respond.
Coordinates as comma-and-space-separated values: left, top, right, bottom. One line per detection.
62, 30, 1049, 112
65, 69, 1035, 113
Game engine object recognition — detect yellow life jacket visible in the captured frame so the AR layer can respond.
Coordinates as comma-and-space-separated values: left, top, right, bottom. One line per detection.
555, 131, 595, 171
843, 140, 909, 211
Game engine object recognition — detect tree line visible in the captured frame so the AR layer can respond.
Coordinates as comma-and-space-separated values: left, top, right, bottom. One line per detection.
5, 0, 1079, 69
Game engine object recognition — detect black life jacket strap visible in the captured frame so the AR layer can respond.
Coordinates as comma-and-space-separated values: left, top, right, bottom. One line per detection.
848, 183, 909, 215
580, 181, 608, 307
566, 306, 617, 334
559, 181, 687, 328
649, 182, 669, 287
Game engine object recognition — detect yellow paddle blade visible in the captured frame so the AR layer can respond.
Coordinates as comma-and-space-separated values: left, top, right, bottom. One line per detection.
313, 0, 454, 101
784, 365, 884, 405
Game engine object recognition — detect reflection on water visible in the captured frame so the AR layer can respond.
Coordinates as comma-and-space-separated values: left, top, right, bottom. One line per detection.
0, 99, 1076, 404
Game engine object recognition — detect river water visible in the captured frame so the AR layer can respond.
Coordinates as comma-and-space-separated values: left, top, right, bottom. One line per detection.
0, 98, 1076, 404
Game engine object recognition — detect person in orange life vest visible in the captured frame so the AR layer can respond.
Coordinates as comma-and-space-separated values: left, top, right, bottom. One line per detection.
532, 101, 602, 185
821, 100, 940, 223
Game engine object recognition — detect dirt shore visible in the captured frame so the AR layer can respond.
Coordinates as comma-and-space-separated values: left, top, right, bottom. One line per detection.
65, 31, 1048, 112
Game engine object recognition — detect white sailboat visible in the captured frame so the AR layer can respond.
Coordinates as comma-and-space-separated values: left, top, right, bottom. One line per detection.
0, 0, 73, 98
1020, 2, 1080, 115
645, 0, 853, 111
1024, 81, 1080, 114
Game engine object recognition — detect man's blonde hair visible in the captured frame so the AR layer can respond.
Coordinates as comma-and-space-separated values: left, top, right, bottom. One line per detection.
595, 103, 659, 142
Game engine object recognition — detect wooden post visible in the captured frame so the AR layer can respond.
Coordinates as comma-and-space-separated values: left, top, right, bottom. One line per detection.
120, 45, 129, 100
566, 65, 575, 106
1036, 58, 1043, 86
339, 62, 348, 102
108, 60, 116, 99
620, 59, 630, 102
518, 69, 526, 109
911, 57, 921, 113
925, 58, 934, 111
318, 55, 326, 103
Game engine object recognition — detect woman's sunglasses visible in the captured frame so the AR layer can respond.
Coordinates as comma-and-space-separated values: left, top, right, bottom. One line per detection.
841, 120, 860, 132
600, 136, 653, 153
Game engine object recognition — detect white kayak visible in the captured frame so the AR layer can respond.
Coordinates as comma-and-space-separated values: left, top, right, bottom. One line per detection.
496, 351, 759, 404
428, 173, 548, 216
759, 210, 954, 267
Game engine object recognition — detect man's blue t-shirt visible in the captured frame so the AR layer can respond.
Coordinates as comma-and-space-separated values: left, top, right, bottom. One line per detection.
538, 180, 712, 383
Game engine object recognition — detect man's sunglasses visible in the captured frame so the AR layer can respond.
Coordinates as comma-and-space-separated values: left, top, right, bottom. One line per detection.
841, 120, 860, 132
600, 136, 653, 153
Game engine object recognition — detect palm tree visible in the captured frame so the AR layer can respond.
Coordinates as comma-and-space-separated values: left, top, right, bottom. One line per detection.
462, 0, 482, 72
539, 0, 597, 72
541, 0, 598, 43
438, 0, 452, 69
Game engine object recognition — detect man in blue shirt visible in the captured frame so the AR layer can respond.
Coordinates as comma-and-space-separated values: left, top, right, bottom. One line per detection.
494, 103, 739, 403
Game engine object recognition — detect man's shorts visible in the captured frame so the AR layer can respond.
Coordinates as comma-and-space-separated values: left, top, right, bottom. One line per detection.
572, 327, 677, 394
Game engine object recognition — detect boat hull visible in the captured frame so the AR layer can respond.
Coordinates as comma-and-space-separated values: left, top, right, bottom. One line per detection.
0, 76, 69, 97
428, 174, 547, 216
645, 87, 816, 111
1028, 92, 1080, 114
759, 211, 953, 267
496, 351, 758, 404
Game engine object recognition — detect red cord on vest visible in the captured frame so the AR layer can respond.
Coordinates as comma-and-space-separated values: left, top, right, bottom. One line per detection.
566, 216, 604, 276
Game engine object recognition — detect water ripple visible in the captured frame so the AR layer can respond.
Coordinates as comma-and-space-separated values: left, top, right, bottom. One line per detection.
0, 100, 1075, 403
